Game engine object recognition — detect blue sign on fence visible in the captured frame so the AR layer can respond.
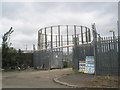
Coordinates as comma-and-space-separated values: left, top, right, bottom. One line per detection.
79, 61, 86, 72
84, 56, 95, 74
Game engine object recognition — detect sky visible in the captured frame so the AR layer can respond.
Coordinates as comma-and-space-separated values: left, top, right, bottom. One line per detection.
1, 2, 118, 50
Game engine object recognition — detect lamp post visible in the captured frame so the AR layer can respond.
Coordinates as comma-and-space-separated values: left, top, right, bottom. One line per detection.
109, 30, 115, 39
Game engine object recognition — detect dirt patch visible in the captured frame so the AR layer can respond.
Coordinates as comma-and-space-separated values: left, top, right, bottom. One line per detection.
84, 76, 119, 88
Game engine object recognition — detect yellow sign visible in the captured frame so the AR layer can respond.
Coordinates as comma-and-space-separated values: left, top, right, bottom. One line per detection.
109, 30, 115, 32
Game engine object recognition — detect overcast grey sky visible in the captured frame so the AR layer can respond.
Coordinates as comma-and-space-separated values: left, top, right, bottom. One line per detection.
1, 2, 118, 50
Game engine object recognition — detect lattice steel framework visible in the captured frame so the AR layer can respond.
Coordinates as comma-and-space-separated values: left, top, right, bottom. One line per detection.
38, 25, 93, 55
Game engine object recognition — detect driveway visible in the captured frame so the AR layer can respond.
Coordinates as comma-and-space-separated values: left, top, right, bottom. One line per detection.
2, 68, 73, 88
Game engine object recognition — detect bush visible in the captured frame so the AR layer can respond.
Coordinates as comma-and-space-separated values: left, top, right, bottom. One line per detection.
63, 61, 68, 68
2, 27, 24, 70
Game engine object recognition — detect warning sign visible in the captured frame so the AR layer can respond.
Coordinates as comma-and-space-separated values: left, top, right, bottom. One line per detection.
79, 61, 85, 72
84, 56, 95, 74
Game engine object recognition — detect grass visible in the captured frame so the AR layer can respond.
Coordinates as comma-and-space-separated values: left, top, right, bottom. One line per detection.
63, 71, 85, 76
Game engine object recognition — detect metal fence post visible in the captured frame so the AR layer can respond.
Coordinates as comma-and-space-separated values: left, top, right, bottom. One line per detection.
92, 23, 97, 75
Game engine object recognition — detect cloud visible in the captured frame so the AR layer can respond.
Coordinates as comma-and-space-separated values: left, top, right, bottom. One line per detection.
1, 2, 118, 49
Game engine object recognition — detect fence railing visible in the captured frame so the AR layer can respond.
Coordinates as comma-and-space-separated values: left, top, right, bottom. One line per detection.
95, 36, 118, 76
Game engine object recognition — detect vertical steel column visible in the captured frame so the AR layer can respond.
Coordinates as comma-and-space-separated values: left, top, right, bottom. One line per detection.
38, 29, 43, 50
85, 27, 88, 43
61, 35, 64, 65
77, 34, 79, 45
108, 37, 112, 76
74, 25, 77, 46
88, 28, 91, 42
49, 27, 53, 70
56, 35, 57, 51
92, 24, 97, 42
74, 25, 79, 70
81, 26, 84, 44
67, 25, 69, 55
51, 27, 53, 50
38, 31, 40, 50
45, 28, 47, 49
61, 35, 63, 52
92, 23, 97, 75
58, 25, 60, 51
72, 35, 74, 44
41, 30, 43, 49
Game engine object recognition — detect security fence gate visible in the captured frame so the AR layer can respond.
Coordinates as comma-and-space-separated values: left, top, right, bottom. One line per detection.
72, 24, 119, 76
72, 44, 94, 70
94, 37, 118, 76
73, 37, 118, 76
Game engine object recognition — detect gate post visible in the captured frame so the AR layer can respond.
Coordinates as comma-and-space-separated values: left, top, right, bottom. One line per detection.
92, 23, 97, 76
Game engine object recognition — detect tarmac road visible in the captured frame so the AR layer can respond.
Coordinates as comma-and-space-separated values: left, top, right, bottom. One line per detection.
2, 68, 73, 88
